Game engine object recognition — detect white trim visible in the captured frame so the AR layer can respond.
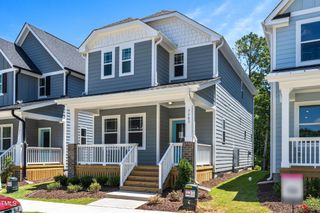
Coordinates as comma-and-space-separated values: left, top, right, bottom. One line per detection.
42, 70, 66, 77
21, 101, 56, 111
125, 113, 146, 150
38, 127, 52, 147
272, 26, 277, 70
294, 101, 320, 137
102, 115, 121, 144
0, 124, 13, 151
0, 49, 13, 68
0, 68, 16, 74
119, 44, 134, 77
156, 104, 160, 163
264, 0, 293, 25
270, 83, 277, 174
12, 70, 16, 103
169, 118, 185, 143
292, 6, 320, 17
38, 77, 47, 99
296, 17, 320, 67
170, 50, 187, 82
20, 70, 41, 78
151, 37, 156, 86
101, 47, 115, 79
79, 127, 88, 145
85, 53, 89, 94
23, 112, 62, 122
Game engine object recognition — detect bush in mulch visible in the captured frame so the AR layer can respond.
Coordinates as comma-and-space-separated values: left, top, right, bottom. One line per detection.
297, 196, 320, 213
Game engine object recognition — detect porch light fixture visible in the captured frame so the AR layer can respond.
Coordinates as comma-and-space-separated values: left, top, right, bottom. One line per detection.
168, 102, 173, 105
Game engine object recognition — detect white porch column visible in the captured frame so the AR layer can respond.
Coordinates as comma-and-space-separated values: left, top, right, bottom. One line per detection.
69, 108, 79, 144
68, 108, 79, 177
184, 97, 196, 142
15, 121, 23, 167
280, 87, 292, 168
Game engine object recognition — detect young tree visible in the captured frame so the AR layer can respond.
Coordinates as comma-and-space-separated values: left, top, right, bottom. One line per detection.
234, 33, 271, 170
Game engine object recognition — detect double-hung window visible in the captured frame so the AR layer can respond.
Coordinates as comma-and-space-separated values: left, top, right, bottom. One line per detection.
120, 45, 134, 76
80, 128, 87, 145
0, 125, 12, 151
39, 78, 46, 97
172, 52, 186, 80
103, 115, 120, 144
126, 113, 146, 150
101, 48, 115, 79
297, 17, 320, 65
299, 105, 320, 137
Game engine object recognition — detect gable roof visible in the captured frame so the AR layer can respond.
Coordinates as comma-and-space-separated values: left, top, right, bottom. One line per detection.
16, 23, 85, 75
0, 38, 40, 73
264, 0, 293, 24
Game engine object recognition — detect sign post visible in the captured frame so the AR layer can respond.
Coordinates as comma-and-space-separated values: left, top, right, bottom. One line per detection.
281, 174, 304, 212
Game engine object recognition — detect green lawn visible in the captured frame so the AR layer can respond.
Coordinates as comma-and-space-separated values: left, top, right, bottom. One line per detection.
199, 171, 271, 213
0, 182, 98, 205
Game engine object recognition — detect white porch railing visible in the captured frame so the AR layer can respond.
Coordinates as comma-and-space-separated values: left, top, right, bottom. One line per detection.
77, 144, 137, 165
0, 145, 17, 173
26, 147, 63, 165
289, 137, 320, 167
159, 143, 183, 189
120, 144, 138, 187
197, 144, 212, 166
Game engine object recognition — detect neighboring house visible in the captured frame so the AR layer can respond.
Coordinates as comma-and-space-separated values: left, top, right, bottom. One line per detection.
263, 0, 320, 180
58, 11, 256, 193
0, 23, 87, 181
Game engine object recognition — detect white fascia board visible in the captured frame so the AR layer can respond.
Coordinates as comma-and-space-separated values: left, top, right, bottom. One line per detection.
264, 17, 289, 28
23, 112, 62, 122
266, 68, 320, 83
0, 68, 16, 74
0, 49, 14, 68
192, 93, 214, 111
264, 0, 292, 24
20, 100, 56, 111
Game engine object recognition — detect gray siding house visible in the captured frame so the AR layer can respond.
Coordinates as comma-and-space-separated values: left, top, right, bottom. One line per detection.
263, 0, 320, 180
0, 23, 87, 181
58, 11, 256, 192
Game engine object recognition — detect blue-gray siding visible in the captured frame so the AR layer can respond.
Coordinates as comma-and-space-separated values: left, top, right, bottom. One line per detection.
48, 74, 64, 99
285, 0, 320, 13
196, 85, 215, 104
0, 71, 14, 106
157, 45, 169, 85
0, 52, 11, 70
68, 75, 84, 97
94, 106, 157, 165
21, 32, 62, 73
17, 73, 38, 102
88, 40, 152, 95
27, 105, 65, 118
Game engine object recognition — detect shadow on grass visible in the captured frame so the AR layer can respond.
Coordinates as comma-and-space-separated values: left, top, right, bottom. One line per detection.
216, 171, 269, 202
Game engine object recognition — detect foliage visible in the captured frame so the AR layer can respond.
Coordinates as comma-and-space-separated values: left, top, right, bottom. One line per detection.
168, 191, 181, 202
87, 180, 101, 193
47, 182, 61, 191
174, 159, 193, 190
67, 184, 82, 193
272, 182, 281, 195
80, 176, 93, 189
53, 175, 68, 187
254, 165, 261, 171
148, 195, 163, 205
108, 176, 120, 186
1, 156, 15, 183
305, 178, 320, 198
235, 33, 271, 170
95, 176, 109, 186
298, 196, 320, 213
67, 177, 80, 185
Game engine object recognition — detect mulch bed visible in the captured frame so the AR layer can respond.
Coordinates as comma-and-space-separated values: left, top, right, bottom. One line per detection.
26, 186, 118, 200
138, 189, 211, 212
258, 182, 299, 213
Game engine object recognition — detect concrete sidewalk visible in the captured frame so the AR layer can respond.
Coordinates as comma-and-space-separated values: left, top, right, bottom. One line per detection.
19, 199, 170, 213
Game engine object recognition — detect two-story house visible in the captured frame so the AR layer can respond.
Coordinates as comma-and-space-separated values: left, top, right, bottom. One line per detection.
0, 23, 88, 181
58, 11, 256, 193
263, 0, 320, 180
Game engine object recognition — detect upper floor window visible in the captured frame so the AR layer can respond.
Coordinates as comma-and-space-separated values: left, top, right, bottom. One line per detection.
297, 17, 320, 66
39, 76, 51, 98
101, 48, 115, 79
299, 105, 320, 137
120, 45, 134, 76
171, 52, 187, 80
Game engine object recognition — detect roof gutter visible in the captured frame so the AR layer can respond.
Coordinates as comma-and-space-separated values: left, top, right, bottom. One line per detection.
15, 68, 21, 104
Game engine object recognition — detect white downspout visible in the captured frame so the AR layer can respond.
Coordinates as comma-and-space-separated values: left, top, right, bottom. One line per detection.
214, 39, 225, 77
154, 35, 163, 86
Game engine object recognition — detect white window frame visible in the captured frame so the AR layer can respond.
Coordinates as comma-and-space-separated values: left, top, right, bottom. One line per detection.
170, 49, 187, 81
125, 113, 146, 150
38, 77, 47, 99
102, 115, 120, 144
38, 127, 51, 147
119, 44, 134, 77
296, 17, 320, 66
0, 74, 3, 95
294, 101, 320, 137
0, 124, 13, 151
80, 127, 87, 145
101, 47, 115, 79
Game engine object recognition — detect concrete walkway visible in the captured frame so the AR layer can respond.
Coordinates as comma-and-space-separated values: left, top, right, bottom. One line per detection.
19, 199, 170, 213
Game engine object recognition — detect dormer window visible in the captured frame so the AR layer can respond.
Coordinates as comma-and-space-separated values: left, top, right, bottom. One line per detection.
297, 17, 320, 66
120, 45, 134, 76
171, 51, 187, 81
0, 73, 7, 95
39, 76, 51, 98
101, 48, 115, 79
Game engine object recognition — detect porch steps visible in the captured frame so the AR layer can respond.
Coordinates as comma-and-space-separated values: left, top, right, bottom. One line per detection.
121, 166, 160, 193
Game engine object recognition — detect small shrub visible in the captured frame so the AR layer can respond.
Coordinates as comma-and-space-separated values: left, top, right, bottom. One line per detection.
1, 156, 14, 183
54, 175, 68, 187
47, 182, 61, 191
174, 159, 193, 190
95, 176, 108, 186
88, 180, 101, 193
168, 191, 181, 202
254, 165, 261, 171
305, 178, 320, 198
108, 176, 120, 186
68, 177, 80, 185
80, 176, 93, 189
273, 182, 281, 194
67, 184, 82, 193
298, 196, 320, 213
148, 195, 163, 205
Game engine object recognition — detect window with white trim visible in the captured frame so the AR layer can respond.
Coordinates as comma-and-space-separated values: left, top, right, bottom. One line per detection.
299, 105, 320, 137
80, 128, 87, 145
0, 125, 12, 150
120, 46, 134, 76
39, 77, 46, 97
126, 113, 146, 149
173, 53, 185, 79
101, 49, 115, 79
103, 115, 120, 144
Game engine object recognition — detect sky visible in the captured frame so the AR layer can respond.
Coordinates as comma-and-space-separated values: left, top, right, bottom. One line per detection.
0, 0, 280, 48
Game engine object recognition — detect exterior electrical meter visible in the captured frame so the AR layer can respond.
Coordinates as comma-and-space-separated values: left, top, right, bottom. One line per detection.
183, 184, 198, 210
